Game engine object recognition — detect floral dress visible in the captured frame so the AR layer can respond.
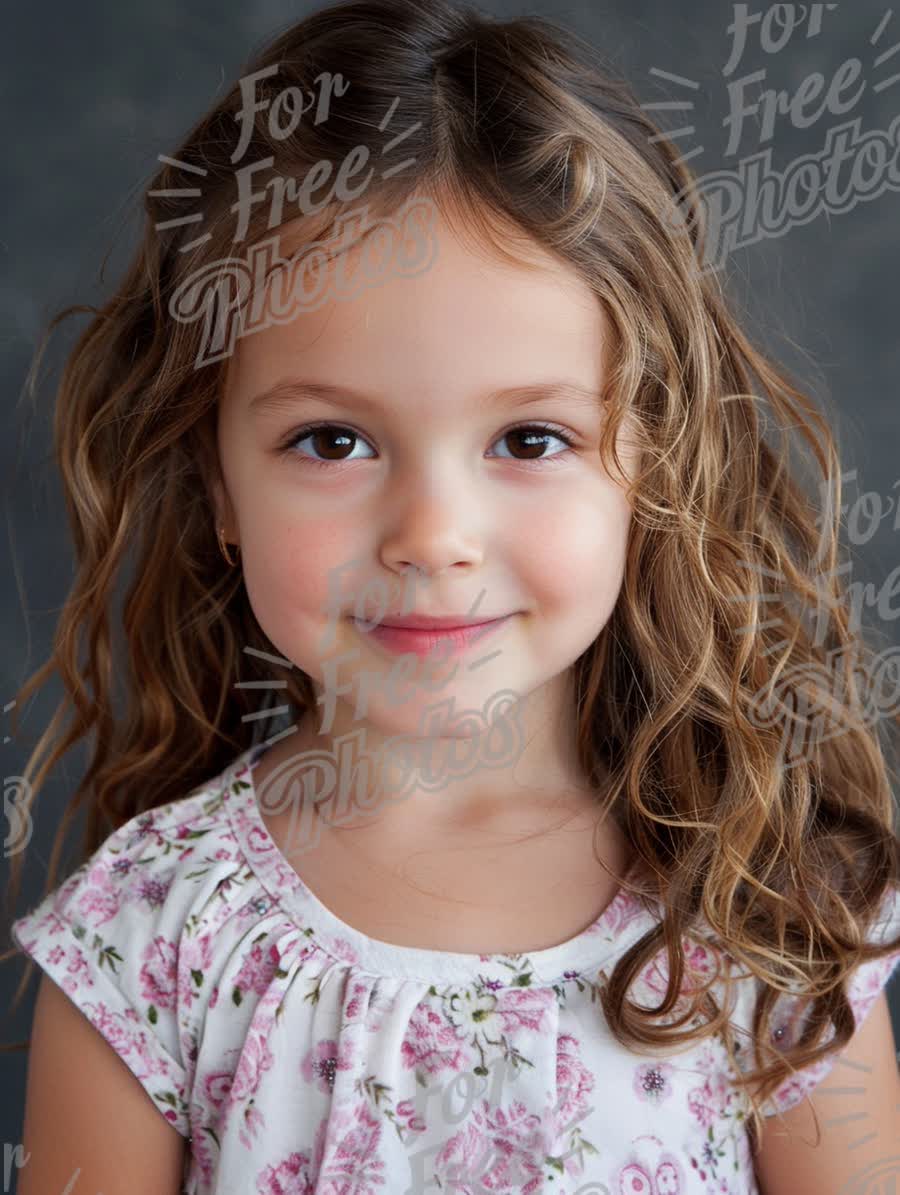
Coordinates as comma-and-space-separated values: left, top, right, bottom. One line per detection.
11, 743, 900, 1195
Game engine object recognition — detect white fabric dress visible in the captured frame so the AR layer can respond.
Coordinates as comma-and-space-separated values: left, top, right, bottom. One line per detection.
11, 743, 900, 1194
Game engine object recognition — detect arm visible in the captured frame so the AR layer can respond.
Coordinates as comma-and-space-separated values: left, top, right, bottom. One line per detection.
753, 990, 900, 1195
17, 973, 188, 1195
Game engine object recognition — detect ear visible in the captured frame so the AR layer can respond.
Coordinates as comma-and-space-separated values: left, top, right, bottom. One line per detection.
194, 413, 236, 541
210, 477, 237, 543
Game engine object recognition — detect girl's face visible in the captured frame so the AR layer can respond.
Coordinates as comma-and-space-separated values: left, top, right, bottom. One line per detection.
213, 205, 638, 744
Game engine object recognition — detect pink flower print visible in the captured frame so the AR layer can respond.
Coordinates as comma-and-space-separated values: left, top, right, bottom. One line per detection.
191, 1124, 218, 1189
140, 935, 179, 1014
851, 950, 900, 1006
256, 1149, 315, 1195
46, 945, 65, 966
493, 986, 554, 1036
553, 1033, 595, 1135
233, 941, 282, 1001
395, 1098, 426, 1135
209, 982, 220, 1010
686, 1050, 736, 1129
64, 946, 93, 987
269, 857, 304, 895
685, 941, 718, 977
245, 822, 274, 857
617, 1162, 653, 1194
438, 1100, 545, 1194
181, 932, 214, 1003
325, 935, 359, 966
633, 1061, 675, 1107
72, 864, 120, 926
84, 858, 110, 888
185, 1033, 199, 1067
41, 911, 67, 941
655, 1158, 683, 1193
227, 1028, 277, 1104
686, 1081, 716, 1132
204, 1069, 235, 1110
86, 1002, 135, 1059
344, 977, 370, 1020
298, 943, 318, 968
768, 1072, 812, 1114
136, 871, 173, 909
591, 885, 639, 939
133, 811, 156, 839
214, 847, 232, 860
400, 1003, 468, 1081
239, 1101, 267, 1150
300, 1038, 354, 1095
316, 1100, 387, 1193
641, 938, 721, 1009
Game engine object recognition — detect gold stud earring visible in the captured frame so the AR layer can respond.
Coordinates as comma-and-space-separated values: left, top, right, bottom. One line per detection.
217, 525, 240, 567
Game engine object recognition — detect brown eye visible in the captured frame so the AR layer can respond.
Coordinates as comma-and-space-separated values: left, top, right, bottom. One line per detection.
284, 423, 376, 465
280, 420, 575, 469
491, 424, 575, 461
308, 427, 355, 460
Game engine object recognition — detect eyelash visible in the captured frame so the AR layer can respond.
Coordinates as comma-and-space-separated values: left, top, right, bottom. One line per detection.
277, 421, 578, 470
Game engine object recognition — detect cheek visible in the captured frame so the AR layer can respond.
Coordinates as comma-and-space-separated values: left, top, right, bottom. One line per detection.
240, 513, 366, 663
519, 491, 631, 614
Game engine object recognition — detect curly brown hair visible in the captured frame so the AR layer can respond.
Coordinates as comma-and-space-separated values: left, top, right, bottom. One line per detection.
3, 0, 899, 1157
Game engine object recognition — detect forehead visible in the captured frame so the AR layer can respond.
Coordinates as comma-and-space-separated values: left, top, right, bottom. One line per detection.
220, 204, 610, 409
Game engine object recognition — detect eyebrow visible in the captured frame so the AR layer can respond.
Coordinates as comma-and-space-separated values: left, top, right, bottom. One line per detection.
248, 378, 606, 416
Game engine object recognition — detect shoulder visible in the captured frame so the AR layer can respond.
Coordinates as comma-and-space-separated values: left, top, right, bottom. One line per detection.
13, 762, 241, 960
751, 987, 899, 1195
722, 882, 900, 1120
11, 756, 251, 1137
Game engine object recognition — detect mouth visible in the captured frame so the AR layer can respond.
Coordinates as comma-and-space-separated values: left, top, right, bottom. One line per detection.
351, 614, 515, 657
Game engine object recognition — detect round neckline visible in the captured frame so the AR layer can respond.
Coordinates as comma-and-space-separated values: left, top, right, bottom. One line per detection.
221, 743, 654, 987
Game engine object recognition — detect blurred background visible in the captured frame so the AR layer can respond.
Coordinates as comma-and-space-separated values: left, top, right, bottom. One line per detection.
2, 0, 899, 1179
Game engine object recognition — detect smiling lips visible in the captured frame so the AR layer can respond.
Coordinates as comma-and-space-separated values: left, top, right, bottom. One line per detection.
352, 613, 515, 656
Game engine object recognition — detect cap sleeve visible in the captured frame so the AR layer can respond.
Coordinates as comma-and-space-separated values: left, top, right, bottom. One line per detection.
731, 883, 900, 1120
11, 809, 192, 1137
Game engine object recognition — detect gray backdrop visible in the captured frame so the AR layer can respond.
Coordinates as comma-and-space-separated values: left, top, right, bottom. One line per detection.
2, 0, 899, 1180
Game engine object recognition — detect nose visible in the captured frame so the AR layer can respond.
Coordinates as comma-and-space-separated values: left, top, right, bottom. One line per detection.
378, 467, 485, 578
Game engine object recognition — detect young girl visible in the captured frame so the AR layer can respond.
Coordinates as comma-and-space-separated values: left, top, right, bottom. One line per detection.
4, 1, 900, 1192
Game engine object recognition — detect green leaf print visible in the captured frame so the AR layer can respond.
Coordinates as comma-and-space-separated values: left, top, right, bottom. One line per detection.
97, 943, 125, 975
201, 793, 225, 819
359, 1074, 392, 1108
